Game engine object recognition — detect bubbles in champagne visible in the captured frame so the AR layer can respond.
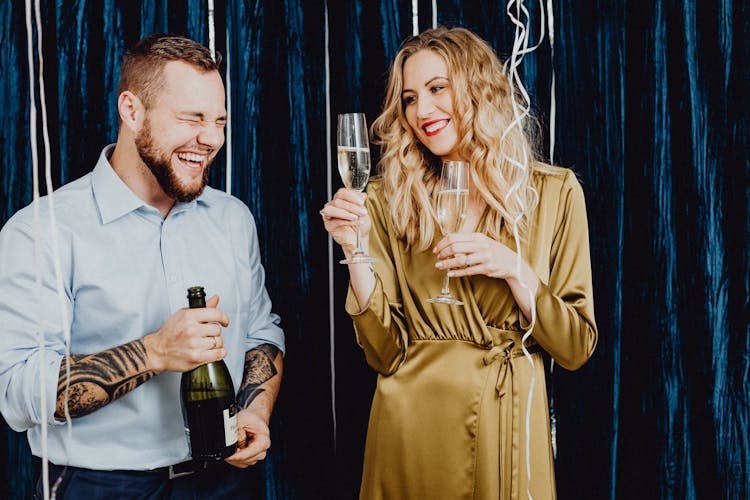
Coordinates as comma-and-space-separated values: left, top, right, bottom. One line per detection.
436, 189, 468, 233
337, 146, 371, 191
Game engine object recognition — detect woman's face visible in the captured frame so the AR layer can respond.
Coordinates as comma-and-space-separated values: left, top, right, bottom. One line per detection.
401, 49, 461, 161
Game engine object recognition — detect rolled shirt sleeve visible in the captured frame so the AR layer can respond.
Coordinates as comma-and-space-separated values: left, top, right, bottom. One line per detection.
0, 215, 69, 431
241, 212, 285, 355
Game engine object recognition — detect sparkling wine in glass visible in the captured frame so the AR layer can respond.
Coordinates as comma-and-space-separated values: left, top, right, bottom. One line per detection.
338, 113, 377, 264
426, 160, 469, 305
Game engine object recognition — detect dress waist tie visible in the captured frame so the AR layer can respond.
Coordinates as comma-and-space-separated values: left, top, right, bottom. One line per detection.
482, 327, 542, 499
482, 329, 541, 398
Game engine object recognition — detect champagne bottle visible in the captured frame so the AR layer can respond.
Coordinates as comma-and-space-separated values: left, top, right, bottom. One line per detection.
180, 286, 238, 466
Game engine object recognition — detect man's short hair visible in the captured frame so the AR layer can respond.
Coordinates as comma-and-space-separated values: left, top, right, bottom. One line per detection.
117, 34, 220, 109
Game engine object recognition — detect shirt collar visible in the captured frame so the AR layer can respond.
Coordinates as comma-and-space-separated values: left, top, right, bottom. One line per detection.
92, 145, 147, 224
92, 144, 213, 224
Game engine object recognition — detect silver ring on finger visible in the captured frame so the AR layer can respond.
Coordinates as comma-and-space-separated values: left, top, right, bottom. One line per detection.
465, 254, 472, 267
212, 336, 218, 349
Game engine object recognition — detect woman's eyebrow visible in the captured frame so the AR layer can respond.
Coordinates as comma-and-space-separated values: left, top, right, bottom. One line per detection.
401, 76, 449, 96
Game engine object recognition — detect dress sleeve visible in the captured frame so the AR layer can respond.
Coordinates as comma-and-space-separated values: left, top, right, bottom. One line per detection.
524, 171, 598, 370
344, 183, 409, 376
0, 216, 67, 431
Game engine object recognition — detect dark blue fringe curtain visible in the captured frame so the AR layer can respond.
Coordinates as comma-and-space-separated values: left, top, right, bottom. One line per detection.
1, 1, 747, 499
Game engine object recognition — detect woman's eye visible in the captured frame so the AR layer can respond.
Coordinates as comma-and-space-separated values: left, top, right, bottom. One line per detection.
431, 86, 444, 93
403, 95, 416, 105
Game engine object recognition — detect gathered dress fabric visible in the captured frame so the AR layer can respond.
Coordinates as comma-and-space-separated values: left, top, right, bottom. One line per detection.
345, 167, 598, 500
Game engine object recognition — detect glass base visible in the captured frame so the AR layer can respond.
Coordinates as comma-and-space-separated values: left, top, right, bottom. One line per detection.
425, 295, 464, 305
340, 253, 378, 264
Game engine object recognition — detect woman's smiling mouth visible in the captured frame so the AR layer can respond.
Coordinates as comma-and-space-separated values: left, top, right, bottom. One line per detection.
422, 119, 449, 136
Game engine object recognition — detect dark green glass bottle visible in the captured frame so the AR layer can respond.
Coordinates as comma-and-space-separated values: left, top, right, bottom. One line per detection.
180, 286, 238, 466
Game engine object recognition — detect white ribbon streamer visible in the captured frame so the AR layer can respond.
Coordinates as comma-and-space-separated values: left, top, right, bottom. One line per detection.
503, 1, 548, 497
546, 0, 556, 164
324, 0, 337, 445
23, 1, 48, 498
207, 0, 216, 61
225, 27, 232, 194
545, 0, 558, 461
411, 0, 419, 36
26, 1, 74, 498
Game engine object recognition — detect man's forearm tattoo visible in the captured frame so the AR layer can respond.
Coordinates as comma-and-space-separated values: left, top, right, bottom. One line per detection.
55, 339, 155, 420
236, 344, 279, 409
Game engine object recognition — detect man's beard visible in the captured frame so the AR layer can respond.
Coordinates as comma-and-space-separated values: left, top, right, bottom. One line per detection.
135, 119, 211, 202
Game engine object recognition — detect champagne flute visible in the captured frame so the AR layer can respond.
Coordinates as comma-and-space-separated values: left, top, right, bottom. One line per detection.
337, 113, 377, 264
426, 160, 469, 305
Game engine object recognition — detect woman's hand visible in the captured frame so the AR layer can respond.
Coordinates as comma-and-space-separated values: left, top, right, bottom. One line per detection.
320, 188, 370, 257
434, 232, 540, 319
433, 233, 528, 280
433, 232, 518, 280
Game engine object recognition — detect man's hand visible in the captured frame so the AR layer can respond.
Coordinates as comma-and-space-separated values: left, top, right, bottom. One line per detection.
225, 409, 271, 468
143, 295, 230, 373
55, 295, 231, 420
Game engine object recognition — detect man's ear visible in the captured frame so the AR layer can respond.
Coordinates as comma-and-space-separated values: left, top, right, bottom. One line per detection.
118, 91, 144, 132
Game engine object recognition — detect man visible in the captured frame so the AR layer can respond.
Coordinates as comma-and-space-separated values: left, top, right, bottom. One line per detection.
0, 34, 284, 498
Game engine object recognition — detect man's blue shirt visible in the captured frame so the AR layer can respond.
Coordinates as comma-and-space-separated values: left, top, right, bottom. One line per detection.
0, 145, 285, 470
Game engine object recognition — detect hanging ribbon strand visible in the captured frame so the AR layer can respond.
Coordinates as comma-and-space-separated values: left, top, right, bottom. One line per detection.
24, 1, 48, 497
545, 0, 558, 461
546, 0, 556, 165
411, 0, 419, 36
225, 28, 233, 195
323, 0, 337, 445
207, 0, 216, 61
502, 0, 549, 497
25, 1, 74, 498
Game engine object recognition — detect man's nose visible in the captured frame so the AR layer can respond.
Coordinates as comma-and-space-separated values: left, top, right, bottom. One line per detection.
197, 123, 224, 149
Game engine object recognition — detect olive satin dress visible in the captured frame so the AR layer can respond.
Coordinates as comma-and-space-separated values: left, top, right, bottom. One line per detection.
345, 167, 598, 500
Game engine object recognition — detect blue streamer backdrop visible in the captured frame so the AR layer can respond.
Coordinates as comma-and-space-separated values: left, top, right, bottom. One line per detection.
0, 1, 747, 499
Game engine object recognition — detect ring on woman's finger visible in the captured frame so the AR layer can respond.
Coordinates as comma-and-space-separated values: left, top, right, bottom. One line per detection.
465, 254, 472, 266
211, 336, 218, 349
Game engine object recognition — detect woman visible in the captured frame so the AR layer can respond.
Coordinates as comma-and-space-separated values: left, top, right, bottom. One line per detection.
321, 27, 597, 499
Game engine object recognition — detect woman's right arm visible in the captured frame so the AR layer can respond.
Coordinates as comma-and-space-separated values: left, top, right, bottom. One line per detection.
320, 188, 376, 309
320, 186, 408, 375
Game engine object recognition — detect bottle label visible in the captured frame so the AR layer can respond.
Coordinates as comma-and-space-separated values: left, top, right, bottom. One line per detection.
224, 408, 238, 447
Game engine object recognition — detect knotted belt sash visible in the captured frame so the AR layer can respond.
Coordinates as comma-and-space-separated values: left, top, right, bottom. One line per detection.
483, 327, 541, 397
481, 326, 543, 498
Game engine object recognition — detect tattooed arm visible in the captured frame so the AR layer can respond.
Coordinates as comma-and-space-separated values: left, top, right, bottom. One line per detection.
55, 339, 154, 420
55, 296, 229, 421
226, 343, 283, 468
236, 343, 283, 420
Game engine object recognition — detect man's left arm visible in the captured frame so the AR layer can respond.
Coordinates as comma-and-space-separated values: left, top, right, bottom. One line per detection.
225, 343, 283, 468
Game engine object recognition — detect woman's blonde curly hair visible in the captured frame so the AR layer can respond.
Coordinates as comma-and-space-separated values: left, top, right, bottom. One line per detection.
371, 26, 543, 251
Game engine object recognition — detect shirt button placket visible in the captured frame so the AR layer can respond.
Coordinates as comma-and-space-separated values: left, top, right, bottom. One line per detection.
161, 221, 183, 311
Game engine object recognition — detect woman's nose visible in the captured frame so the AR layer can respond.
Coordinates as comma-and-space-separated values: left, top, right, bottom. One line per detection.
416, 94, 436, 118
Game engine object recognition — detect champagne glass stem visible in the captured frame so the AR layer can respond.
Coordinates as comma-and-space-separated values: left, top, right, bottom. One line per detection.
355, 220, 363, 255
440, 272, 451, 295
